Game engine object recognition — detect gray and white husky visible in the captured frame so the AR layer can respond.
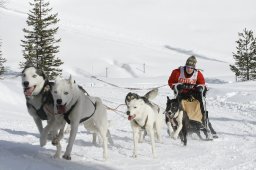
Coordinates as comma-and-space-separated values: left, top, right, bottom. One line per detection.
41, 75, 111, 160
21, 66, 55, 135
125, 89, 164, 158
22, 66, 66, 158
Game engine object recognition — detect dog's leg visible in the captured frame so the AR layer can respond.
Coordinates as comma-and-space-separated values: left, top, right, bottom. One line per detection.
138, 130, 145, 143
107, 130, 114, 145
172, 111, 183, 139
33, 116, 43, 134
155, 120, 163, 143
181, 120, 188, 146
52, 122, 66, 158
146, 126, 156, 158
98, 128, 108, 160
63, 121, 79, 160
40, 118, 56, 146
92, 133, 97, 145
132, 126, 140, 158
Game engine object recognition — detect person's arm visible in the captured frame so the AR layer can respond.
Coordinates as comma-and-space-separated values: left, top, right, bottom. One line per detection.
196, 70, 205, 85
168, 69, 179, 89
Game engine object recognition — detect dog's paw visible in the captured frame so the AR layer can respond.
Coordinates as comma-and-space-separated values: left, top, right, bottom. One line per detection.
62, 154, 71, 160
52, 153, 61, 159
51, 137, 59, 146
132, 153, 137, 158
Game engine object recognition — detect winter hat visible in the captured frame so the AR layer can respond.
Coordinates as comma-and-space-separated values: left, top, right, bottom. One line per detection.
185, 55, 197, 68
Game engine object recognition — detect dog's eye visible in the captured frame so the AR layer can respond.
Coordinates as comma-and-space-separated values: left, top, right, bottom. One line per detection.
32, 75, 37, 78
22, 74, 26, 77
54, 91, 57, 94
134, 106, 137, 109
64, 92, 69, 95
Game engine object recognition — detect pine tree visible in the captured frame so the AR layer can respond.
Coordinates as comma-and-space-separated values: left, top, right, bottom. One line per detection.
20, 0, 63, 79
0, 1, 6, 8
230, 28, 256, 81
0, 40, 7, 75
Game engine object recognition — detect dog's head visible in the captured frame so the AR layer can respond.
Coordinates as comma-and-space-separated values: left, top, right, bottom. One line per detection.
165, 97, 179, 119
52, 75, 77, 114
126, 98, 145, 121
21, 66, 46, 97
125, 92, 140, 105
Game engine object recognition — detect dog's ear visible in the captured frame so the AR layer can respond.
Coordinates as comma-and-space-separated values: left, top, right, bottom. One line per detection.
68, 75, 76, 87
134, 93, 139, 99
144, 88, 158, 100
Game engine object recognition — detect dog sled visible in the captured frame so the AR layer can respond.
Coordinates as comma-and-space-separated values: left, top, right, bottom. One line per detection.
171, 83, 217, 141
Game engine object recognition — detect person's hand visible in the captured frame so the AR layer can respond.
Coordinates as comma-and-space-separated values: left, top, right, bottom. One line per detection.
195, 85, 204, 92
176, 84, 184, 91
183, 84, 195, 89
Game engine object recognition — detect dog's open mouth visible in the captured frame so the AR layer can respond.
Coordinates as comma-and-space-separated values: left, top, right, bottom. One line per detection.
128, 114, 136, 121
24, 86, 36, 96
56, 104, 66, 114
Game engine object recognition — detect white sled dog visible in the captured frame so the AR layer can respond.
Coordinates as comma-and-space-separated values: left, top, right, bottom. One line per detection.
22, 65, 66, 157
42, 75, 110, 160
125, 89, 164, 158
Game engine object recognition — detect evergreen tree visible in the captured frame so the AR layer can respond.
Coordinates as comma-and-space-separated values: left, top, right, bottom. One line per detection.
0, 40, 7, 75
20, 0, 63, 79
0, 0, 6, 8
230, 28, 256, 81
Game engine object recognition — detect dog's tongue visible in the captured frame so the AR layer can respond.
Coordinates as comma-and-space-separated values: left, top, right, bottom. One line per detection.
128, 115, 135, 121
24, 86, 35, 96
57, 105, 66, 114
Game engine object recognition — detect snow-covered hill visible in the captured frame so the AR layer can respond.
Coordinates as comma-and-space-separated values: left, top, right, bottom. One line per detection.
0, 0, 256, 169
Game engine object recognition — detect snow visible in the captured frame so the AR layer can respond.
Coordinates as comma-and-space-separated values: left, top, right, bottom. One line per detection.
0, 0, 256, 169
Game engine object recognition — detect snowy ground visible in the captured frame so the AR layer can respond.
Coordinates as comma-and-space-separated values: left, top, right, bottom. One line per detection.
1, 0, 256, 169
0, 77, 256, 170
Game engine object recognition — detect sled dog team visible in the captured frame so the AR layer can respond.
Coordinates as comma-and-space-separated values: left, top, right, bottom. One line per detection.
22, 65, 213, 160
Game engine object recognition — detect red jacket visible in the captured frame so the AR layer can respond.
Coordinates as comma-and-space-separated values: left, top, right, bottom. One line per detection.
168, 67, 205, 90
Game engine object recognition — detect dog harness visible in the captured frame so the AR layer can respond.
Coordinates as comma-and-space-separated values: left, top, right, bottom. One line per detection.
133, 115, 148, 129
26, 80, 54, 120
63, 96, 97, 124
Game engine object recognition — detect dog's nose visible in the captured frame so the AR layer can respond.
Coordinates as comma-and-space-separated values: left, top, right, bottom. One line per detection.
126, 111, 130, 115
56, 99, 62, 105
23, 81, 29, 87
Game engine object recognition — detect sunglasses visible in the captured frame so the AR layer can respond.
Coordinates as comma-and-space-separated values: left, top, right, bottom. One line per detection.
186, 66, 194, 69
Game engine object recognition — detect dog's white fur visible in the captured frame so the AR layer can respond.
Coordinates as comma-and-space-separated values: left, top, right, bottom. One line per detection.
126, 90, 164, 158
22, 66, 67, 158
41, 75, 109, 160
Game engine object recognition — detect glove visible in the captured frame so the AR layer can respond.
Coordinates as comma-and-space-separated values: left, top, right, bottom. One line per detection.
195, 85, 204, 93
183, 84, 195, 89
176, 84, 184, 91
